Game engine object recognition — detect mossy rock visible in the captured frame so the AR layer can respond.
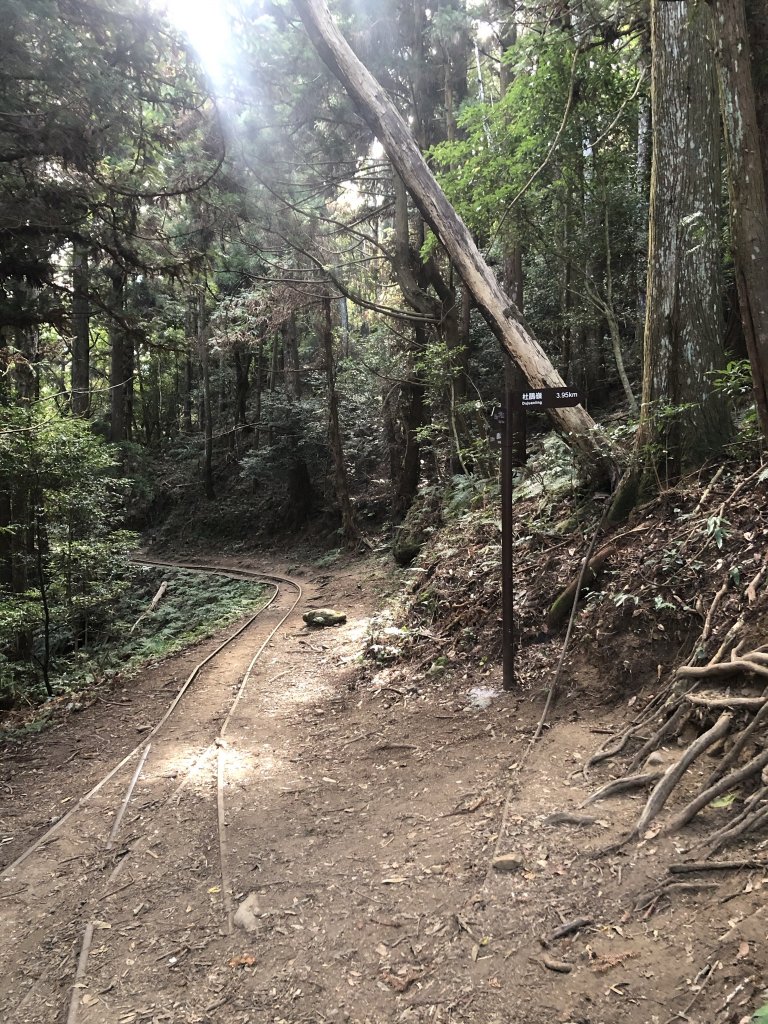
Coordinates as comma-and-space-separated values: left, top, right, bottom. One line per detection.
393, 493, 441, 566
303, 608, 347, 627
393, 533, 424, 566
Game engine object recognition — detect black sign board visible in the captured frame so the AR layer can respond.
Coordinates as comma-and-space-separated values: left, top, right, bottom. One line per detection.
511, 388, 582, 410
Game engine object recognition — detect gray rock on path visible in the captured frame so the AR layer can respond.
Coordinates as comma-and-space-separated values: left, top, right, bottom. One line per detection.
303, 608, 347, 627
491, 852, 526, 873
233, 892, 261, 933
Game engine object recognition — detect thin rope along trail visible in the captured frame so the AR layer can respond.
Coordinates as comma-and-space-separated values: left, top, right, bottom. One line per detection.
1, 560, 303, 1023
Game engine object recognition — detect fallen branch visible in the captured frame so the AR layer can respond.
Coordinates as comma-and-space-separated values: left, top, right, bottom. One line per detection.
130, 581, 168, 633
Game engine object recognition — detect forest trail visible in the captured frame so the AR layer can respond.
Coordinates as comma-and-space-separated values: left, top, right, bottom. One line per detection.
1, 554, 766, 1024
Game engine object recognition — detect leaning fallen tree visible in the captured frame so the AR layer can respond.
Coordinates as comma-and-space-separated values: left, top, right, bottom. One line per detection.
292, 0, 620, 488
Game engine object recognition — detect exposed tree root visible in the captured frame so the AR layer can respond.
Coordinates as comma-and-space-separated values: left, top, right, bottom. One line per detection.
625, 703, 692, 774
705, 694, 768, 786
630, 714, 732, 839
665, 748, 768, 834
581, 771, 662, 807
706, 790, 768, 855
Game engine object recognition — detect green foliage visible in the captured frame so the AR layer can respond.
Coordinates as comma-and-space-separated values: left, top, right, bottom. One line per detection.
705, 515, 730, 550
0, 411, 138, 704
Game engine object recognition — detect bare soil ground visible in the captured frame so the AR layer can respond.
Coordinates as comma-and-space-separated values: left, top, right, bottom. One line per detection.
1, 552, 766, 1024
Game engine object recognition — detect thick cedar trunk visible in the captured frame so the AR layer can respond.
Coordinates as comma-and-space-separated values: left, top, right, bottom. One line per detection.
71, 242, 90, 417
293, 0, 618, 486
746, 0, 768, 195
712, 0, 768, 439
637, 1, 730, 474
322, 296, 358, 544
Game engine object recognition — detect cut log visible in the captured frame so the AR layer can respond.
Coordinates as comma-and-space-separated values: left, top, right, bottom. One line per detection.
292, 0, 620, 487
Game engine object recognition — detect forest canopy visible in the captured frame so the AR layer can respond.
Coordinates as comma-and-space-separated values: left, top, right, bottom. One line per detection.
2, 0, 768, 705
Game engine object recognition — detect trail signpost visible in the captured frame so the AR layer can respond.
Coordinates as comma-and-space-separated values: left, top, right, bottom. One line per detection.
500, 385, 583, 691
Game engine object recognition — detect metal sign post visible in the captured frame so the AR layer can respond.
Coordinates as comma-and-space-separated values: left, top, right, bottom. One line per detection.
500, 386, 583, 691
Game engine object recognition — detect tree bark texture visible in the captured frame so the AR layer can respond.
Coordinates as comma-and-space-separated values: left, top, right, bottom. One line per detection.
292, 0, 619, 486
712, 0, 768, 439
745, 0, 768, 194
108, 268, 133, 444
70, 242, 90, 417
322, 296, 358, 544
198, 290, 215, 500
639, 0, 730, 472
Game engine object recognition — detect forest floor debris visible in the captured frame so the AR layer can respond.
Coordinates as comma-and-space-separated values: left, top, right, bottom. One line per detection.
1, 482, 767, 1023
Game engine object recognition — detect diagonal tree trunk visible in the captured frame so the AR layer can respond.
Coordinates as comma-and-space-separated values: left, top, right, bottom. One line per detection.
292, 0, 619, 487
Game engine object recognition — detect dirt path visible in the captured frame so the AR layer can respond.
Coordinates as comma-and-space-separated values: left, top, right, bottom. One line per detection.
1, 554, 766, 1024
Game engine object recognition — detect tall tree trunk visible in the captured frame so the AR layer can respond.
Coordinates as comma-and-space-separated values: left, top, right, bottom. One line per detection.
746, 0, 768, 195
712, 0, 768, 439
108, 267, 132, 444
637, 0, 730, 476
282, 314, 302, 400
322, 296, 358, 544
198, 290, 215, 500
293, 0, 618, 486
71, 242, 90, 417
233, 347, 251, 427
253, 336, 264, 449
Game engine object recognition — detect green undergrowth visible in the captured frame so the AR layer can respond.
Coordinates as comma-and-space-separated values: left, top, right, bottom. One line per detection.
1, 566, 268, 733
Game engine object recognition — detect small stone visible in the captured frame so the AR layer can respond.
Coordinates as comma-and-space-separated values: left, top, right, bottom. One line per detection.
303, 608, 347, 628
492, 853, 525, 873
233, 892, 261, 933
645, 750, 665, 767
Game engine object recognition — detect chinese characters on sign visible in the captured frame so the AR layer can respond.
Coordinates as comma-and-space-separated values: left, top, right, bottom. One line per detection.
511, 388, 583, 410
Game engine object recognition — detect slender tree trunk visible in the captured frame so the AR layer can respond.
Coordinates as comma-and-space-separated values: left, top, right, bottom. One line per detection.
108, 267, 132, 444
198, 290, 215, 500
253, 336, 264, 449
712, 0, 768, 439
282, 314, 302, 400
34, 509, 53, 698
71, 242, 90, 417
339, 296, 350, 356
637, 0, 730, 476
233, 347, 251, 426
322, 296, 358, 543
293, 0, 619, 485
